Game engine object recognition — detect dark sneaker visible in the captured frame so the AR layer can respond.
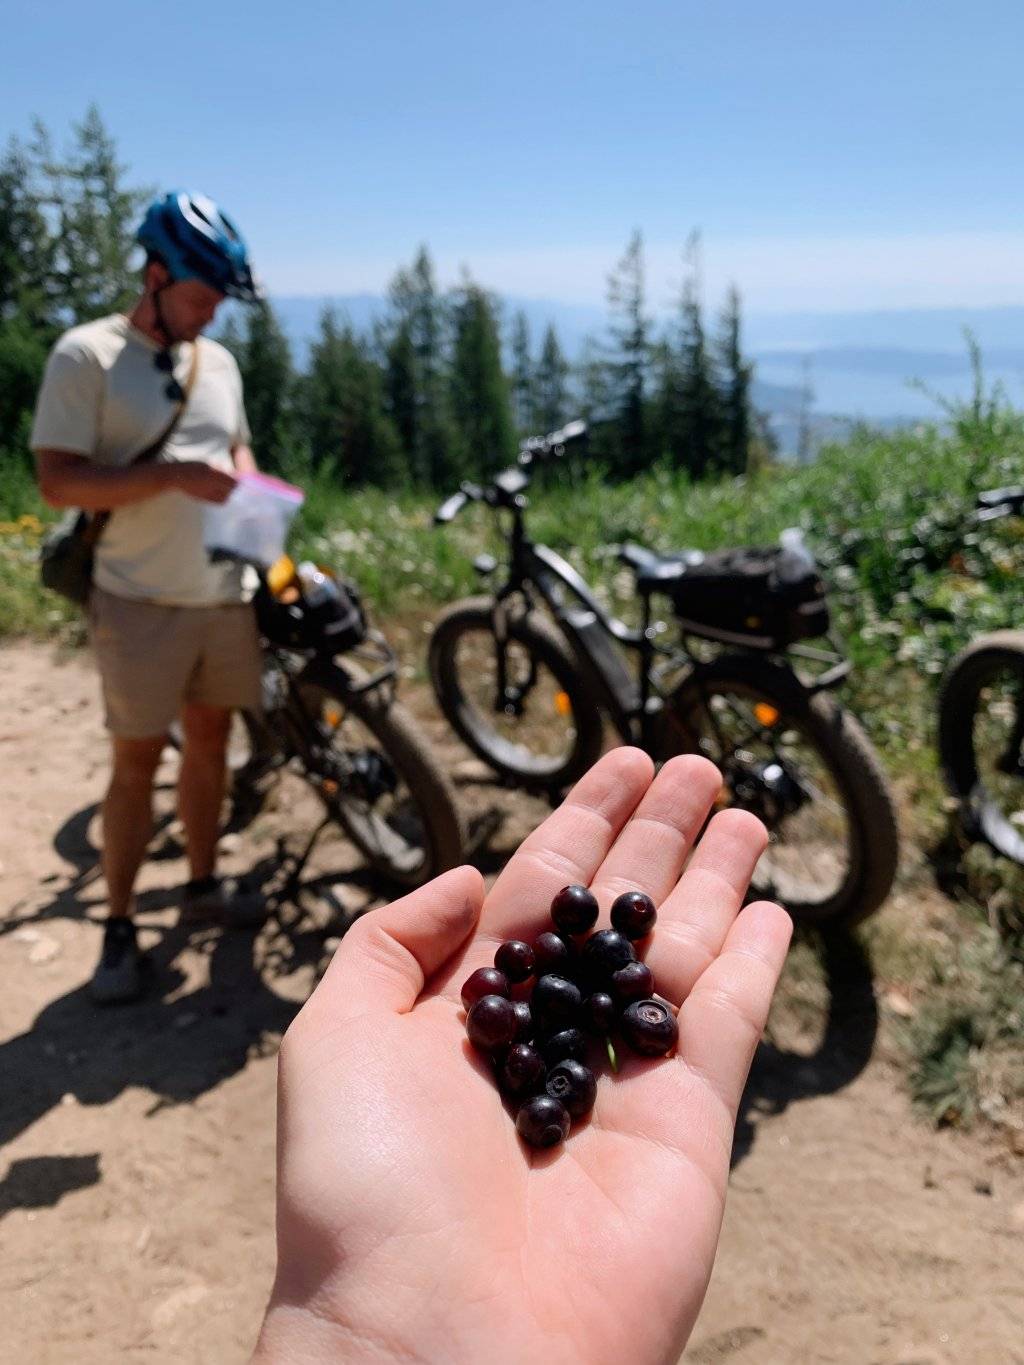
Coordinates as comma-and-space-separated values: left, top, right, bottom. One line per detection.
91, 918, 143, 1005
181, 875, 266, 928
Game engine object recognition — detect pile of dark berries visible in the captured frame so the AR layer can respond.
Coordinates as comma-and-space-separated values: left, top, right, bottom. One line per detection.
461, 885, 678, 1149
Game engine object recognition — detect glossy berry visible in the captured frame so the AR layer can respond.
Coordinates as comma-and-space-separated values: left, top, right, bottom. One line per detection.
461, 967, 509, 1011
545, 1060, 597, 1119
610, 889, 658, 940
466, 995, 518, 1053
533, 931, 572, 976
550, 883, 599, 936
511, 1000, 533, 1043
581, 929, 636, 985
611, 960, 654, 1005
621, 998, 679, 1057
516, 1094, 571, 1148
495, 939, 535, 984
582, 991, 616, 1035
532, 974, 582, 1027
540, 1027, 589, 1067
497, 1044, 546, 1100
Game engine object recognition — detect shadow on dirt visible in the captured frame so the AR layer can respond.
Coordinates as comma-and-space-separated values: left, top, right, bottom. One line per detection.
0, 789, 388, 1201
0, 1154, 102, 1220
732, 928, 878, 1168
0, 764, 520, 1216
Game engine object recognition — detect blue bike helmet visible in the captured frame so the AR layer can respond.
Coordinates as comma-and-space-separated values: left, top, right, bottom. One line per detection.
136, 191, 261, 302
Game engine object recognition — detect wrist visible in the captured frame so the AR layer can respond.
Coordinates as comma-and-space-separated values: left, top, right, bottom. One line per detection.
255, 1266, 578, 1365
253, 1299, 417, 1365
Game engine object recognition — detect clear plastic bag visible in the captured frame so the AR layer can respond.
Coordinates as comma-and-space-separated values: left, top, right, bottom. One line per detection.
203, 472, 305, 567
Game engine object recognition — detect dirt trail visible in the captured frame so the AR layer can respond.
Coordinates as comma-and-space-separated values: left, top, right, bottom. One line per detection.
1, 640, 1022, 1364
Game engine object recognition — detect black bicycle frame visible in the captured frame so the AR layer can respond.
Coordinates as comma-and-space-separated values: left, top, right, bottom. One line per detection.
486, 506, 671, 747
482, 499, 851, 752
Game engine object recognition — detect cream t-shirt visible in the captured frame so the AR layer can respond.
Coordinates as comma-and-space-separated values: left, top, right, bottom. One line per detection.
31, 314, 252, 606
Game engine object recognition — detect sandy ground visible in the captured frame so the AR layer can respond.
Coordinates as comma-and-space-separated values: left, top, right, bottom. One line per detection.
1, 639, 1023, 1364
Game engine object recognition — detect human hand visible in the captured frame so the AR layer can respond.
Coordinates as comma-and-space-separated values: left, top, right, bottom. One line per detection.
166, 460, 237, 504
253, 750, 792, 1365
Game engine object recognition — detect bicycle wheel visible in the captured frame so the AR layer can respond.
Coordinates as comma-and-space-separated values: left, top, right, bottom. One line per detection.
666, 656, 899, 928
291, 667, 466, 887
429, 597, 604, 791
939, 631, 1024, 863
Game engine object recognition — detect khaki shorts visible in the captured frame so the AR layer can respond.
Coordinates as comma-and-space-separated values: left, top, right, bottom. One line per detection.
88, 587, 262, 738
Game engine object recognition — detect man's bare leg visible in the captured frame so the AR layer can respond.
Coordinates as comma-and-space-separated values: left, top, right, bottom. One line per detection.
178, 702, 232, 881
103, 734, 166, 918
177, 703, 264, 926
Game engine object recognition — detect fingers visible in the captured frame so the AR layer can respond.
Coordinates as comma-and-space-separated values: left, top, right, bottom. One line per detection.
588, 754, 722, 911
478, 746, 655, 946
311, 866, 485, 1021
640, 806, 770, 1007
676, 899, 793, 1121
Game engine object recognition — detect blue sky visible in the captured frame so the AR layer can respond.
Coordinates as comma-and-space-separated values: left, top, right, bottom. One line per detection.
5, 0, 1024, 310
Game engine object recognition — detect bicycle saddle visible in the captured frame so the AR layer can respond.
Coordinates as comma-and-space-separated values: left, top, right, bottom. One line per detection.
617, 542, 705, 591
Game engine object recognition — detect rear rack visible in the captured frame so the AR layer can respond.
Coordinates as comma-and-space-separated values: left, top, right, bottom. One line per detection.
785, 636, 851, 691
343, 629, 399, 694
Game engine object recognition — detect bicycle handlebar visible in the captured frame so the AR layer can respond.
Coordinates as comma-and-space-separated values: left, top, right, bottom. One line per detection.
517, 418, 588, 466
433, 420, 588, 524
434, 482, 484, 525
434, 489, 471, 525
975, 485, 1024, 521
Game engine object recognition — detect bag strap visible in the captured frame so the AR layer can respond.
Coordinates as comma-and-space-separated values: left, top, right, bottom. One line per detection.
84, 341, 201, 548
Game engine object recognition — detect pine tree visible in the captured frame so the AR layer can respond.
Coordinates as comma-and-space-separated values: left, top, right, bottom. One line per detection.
675, 232, 724, 478
0, 137, 54, 454
0, 315, 50, 454
35, 105, 150, 323
509, 310, 534, 435
605, 230, 650, 478
302, 307, 404, 484
533, 324, 570, 435
383, 318, 420, 477
236, 300, 295, 470
450, 281, 516, 477
0, 136, 55, 329
383, 247, 460, 486
578, 335, 619, 469
649, 335, 683, 466
716, 285, 752, 474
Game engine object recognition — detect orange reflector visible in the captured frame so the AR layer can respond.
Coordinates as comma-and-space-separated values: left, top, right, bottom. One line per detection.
267, 554, 296, 596
754, 702, 780, 727
555, 691, 573, 717
323, 703, 343, 729
320, 779, 339, 796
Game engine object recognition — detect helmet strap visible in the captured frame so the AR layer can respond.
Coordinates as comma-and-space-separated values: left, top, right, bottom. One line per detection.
150, 282, 178, 348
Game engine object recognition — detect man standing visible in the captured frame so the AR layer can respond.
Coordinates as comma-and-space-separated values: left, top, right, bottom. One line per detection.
33, 191, 267, 1004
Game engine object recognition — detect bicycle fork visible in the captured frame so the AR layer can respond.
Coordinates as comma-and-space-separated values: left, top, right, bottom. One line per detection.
489, 599, 540, 717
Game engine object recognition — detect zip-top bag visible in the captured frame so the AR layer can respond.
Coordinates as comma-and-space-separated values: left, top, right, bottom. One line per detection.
39, 343, 200, 605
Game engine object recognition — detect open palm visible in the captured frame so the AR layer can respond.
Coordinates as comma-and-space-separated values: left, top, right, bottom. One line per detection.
255, 749, 792, 1365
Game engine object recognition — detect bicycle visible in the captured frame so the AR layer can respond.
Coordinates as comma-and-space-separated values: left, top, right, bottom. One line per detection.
173, 552, 466, 889
429, 421, 899, 928
939, 484, 1024, 865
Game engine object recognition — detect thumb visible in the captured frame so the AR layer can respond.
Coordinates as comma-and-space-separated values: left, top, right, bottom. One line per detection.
317, 866, 485, 1020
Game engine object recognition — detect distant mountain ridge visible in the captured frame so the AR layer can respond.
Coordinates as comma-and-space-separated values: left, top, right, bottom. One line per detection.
260, 294, 1024, 449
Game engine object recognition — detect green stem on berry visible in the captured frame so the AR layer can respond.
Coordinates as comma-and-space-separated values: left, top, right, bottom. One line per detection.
606, 1038, 619, 1073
